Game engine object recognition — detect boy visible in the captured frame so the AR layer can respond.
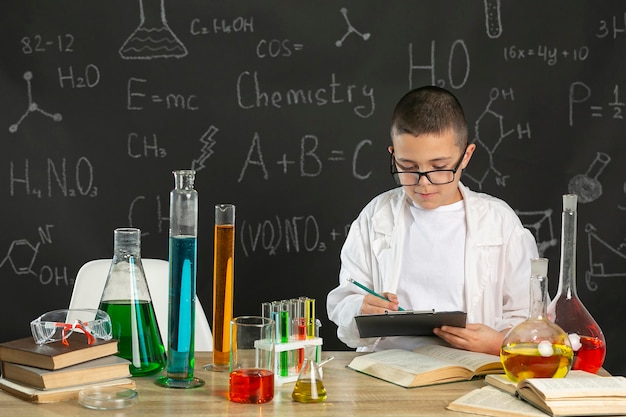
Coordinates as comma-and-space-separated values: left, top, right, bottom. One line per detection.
326, 86, 538, 355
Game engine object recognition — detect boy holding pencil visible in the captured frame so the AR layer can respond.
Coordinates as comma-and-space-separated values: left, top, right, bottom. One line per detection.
326, 86, 538, 355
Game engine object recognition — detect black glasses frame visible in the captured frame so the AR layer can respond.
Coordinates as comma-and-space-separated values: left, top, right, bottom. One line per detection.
390, 146, 467, 186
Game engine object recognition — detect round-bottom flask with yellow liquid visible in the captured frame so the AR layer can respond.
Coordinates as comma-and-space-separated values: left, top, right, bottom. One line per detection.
500, 258, 573, 382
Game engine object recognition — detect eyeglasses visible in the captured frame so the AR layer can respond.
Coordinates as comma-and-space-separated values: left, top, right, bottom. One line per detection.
390, 146, 467, 186
30, 309, 112, 346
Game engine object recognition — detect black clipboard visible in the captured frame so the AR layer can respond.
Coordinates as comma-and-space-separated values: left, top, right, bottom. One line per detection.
354, 310, 467, 338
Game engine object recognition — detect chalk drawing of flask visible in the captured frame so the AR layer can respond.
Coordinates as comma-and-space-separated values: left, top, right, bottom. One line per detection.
568, 152, 610, 204
119, 0, 188, 60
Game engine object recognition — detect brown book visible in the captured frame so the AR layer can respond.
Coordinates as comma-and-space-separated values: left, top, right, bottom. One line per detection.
0, 337, 118, 370
0, 377, 136, 403
1, 355, 130, 390
347, 345, 502, 388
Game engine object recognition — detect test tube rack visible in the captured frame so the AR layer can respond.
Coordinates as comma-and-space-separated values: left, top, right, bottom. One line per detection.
255, 337, 323, 385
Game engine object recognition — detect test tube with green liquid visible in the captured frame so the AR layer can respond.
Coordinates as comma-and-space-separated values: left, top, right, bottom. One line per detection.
279, 301, 290, 377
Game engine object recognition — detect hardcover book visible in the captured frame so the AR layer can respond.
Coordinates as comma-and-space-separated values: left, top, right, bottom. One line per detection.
0, 337, 118, 370
1, 355, 130, 390
0, 377, 135, 403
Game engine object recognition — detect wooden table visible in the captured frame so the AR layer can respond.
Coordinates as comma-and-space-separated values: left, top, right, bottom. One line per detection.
0, 351, 484, 417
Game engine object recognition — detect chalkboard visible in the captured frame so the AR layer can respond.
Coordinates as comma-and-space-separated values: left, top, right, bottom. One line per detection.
2, 1, 625, 375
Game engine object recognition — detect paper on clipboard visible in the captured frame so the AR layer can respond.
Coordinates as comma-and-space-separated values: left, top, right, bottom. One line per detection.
354, 310, 467, 338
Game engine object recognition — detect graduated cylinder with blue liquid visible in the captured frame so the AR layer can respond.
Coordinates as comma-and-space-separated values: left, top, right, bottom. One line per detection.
155, 169, 205, 389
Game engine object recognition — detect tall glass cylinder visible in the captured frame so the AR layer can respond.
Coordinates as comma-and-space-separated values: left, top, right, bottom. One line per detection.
547, 194, 606, 373
99, 228, 166, 376
206, 204, 235, 371
156, 170, 204, 388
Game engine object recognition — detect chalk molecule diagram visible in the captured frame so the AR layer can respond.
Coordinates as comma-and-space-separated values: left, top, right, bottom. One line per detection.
335, 8, 370, 47
464, 88, 531, 190
0, 226, 53, 277
0, 239, 41, 277
119, 0, 188, 60
8, 71, 62, 133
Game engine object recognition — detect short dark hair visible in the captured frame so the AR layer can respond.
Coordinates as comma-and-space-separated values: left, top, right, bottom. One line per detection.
390, 86, 468, 148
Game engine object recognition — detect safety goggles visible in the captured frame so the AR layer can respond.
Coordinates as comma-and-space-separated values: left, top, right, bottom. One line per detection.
30, 309, 113, 346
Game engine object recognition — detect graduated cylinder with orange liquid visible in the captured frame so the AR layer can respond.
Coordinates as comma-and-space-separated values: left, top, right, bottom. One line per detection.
501, 258, 573, 382
205, 204, 235, 371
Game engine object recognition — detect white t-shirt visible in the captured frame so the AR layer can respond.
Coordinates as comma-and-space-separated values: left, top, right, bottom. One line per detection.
396, 199, 466, 312
374, 199, 467, 351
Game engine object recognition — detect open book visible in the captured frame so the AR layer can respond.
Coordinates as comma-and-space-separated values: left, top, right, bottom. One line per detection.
483, 370, 597, 395
516, 376, 626, 416
448, 372, 626, 417
448, 385, 548, 417
346, 345, 502, 388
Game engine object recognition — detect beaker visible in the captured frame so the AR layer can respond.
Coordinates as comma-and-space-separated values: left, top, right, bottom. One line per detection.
155, 170, 204, 389
501, 258, 573, 382
229, 316, 275, 404
99, 228, 166, 376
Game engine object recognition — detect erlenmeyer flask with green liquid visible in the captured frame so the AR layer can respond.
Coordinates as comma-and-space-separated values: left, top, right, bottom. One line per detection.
99, 228, 166, 376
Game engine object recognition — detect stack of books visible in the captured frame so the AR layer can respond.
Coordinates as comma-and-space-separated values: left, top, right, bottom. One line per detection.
0, 336, 134, 403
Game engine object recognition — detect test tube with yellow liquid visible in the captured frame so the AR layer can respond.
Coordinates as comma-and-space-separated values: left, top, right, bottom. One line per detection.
205, 204, 235, 371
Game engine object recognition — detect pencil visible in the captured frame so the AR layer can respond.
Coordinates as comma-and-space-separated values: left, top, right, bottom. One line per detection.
347, 277, 405, 311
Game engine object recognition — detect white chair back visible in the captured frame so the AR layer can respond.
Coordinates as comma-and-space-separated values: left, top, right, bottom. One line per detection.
69, 259, 213, 351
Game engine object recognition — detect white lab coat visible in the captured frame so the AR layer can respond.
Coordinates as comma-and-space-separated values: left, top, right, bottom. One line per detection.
326, 182, 539, 350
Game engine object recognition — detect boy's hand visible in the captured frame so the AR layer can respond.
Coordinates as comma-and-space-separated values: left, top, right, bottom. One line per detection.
359, 292, 401, 315
433, 323, 507, 355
